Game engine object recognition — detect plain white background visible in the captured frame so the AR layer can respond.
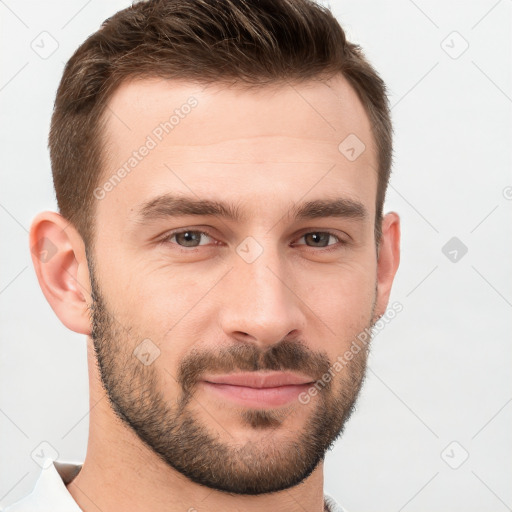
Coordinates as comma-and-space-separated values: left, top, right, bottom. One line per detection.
1, 1, 511, 510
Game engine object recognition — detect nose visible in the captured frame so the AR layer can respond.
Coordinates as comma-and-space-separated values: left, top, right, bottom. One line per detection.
217, 245, 306, 348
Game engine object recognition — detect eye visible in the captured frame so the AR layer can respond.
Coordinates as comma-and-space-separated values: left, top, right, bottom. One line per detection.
159, 229, 346, 252
294, 231, 345, 251
162, 229, 215, 248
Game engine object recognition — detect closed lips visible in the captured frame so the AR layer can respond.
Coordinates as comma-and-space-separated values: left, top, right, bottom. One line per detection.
201, 371, 315, 388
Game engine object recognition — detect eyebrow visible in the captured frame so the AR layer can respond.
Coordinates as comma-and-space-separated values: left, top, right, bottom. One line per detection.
134, 193, 368, 225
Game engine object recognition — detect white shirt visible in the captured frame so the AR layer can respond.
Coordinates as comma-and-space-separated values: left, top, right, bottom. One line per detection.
2, 458, 347, 512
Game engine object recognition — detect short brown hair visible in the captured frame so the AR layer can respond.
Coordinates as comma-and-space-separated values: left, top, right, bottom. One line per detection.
50, 0, 392, 249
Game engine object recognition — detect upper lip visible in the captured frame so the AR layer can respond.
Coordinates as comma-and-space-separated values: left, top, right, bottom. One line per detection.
202, 371, 315, 388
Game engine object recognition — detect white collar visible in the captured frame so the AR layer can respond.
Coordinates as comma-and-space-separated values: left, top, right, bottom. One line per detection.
3, 458, 83, 512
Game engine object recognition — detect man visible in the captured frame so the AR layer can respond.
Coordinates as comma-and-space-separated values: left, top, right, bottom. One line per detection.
7, 0, 400, 510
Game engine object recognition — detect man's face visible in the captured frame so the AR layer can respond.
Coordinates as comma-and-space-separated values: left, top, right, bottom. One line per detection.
88, 75, 380, 494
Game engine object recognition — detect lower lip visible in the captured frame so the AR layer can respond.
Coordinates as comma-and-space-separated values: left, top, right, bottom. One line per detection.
200, 382, 312, 408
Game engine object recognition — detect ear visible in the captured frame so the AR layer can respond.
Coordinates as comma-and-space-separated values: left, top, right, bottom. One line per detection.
374, 212, 401, 320
29, 211, 92, 335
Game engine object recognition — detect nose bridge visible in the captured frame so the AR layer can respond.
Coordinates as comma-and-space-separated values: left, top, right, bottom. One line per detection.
219, 236, 303, 345
241, 249, 285, 308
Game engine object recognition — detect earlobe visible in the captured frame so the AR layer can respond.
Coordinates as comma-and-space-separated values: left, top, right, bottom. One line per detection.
29, 211, 92, 335
374, 212, 401, 320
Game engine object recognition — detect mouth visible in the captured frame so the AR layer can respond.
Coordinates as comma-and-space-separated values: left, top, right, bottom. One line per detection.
200, 371, 315, 408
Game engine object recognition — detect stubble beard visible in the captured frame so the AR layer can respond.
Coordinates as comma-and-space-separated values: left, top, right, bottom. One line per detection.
87, 258, 375, 495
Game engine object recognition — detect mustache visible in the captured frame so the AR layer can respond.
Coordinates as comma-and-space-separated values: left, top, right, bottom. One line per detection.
177, 339, 332, 394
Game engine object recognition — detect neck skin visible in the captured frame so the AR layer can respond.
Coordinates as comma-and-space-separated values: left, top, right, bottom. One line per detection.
66, 338, 326, 512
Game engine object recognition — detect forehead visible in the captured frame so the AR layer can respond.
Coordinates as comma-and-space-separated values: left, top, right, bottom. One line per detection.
103, 75, 375, 156
96, 75, 378, 228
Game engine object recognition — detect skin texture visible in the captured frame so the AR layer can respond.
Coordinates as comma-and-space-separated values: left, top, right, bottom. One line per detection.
30, 74, 400, 512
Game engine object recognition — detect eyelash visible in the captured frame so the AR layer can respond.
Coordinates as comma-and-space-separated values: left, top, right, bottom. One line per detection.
159, 228, 347, 253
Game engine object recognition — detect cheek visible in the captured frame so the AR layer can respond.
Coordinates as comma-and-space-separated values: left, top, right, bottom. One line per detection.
302, 260, 376, 311
297, 262, 376, 354
110, 264, 218, 359
102, 251, 209, 315
99, 244, 376, 364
